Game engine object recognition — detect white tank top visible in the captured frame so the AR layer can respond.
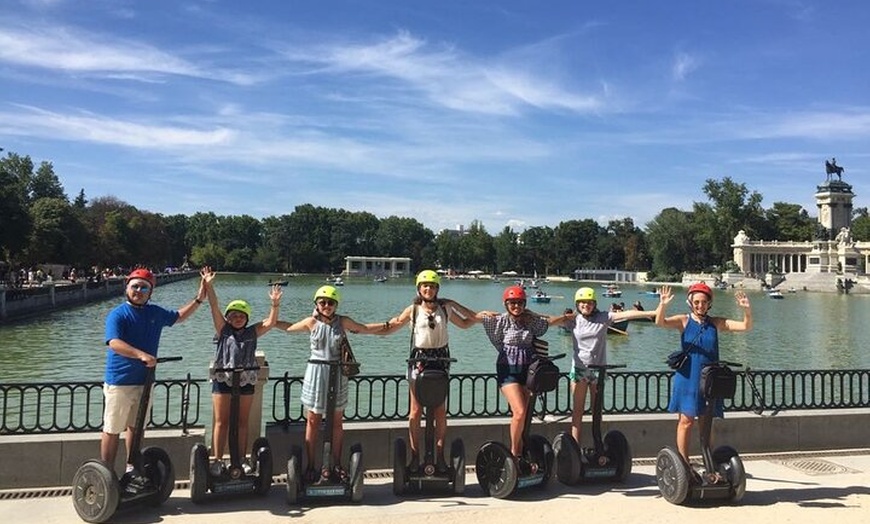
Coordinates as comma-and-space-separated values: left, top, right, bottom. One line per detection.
411, 304, 449, 349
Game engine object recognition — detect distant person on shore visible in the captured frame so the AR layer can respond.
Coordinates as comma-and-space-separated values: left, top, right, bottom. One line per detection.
381, 269, 481, 472
274, 285, 388, 483
201, 267, 282, 476
655, 283, 752, 462
101, 267, 207, 491
477, 286, 573, 468
562, 287, 655, 448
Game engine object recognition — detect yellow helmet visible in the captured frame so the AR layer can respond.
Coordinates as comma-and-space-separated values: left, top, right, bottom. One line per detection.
415, 269, 441, 287
313, 285, 341, 304
574, 287, 596, 302
224, 299, 252, 318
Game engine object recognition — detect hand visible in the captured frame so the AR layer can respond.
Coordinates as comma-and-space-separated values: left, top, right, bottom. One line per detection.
659, 285, 675, 305
200, 266, 216, 285
140, 352, 157, 368
269, 284, 283, 302
735, 290, 750, 308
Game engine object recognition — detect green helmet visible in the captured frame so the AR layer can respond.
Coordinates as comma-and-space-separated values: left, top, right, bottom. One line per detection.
314, 285, 341, 304
416, 269, 441, 287
574, 287, 596, 302
224, 299, 252, 318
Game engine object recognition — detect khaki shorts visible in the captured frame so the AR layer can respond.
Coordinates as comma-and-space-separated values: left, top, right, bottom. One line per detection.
102, 384, 153, 434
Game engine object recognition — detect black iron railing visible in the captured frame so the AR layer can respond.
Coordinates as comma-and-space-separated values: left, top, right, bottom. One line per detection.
2, 368, 869, 435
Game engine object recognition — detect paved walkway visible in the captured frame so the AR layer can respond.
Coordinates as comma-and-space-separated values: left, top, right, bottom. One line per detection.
3, 450, 869, 524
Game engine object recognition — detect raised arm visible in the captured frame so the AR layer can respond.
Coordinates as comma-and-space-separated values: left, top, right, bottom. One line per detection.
721, 291, 753, 332
342, 316, 392, 335
545, 309, 575, 326
612, 308, 656, 323
201, 267, 224, 332
256, 284, 283, 337
379, 305, 413, 336
654, 285, 685, 330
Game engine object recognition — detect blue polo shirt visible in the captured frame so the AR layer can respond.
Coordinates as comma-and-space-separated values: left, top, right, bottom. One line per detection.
104, 302, 178, 385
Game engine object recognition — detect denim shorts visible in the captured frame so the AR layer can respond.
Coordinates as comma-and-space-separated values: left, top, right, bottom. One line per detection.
212, 381, 255, 395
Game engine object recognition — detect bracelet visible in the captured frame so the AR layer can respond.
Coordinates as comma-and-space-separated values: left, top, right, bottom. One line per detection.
271, 302, 280, 306
383, 321, 390, 330
194, 298, 203, 304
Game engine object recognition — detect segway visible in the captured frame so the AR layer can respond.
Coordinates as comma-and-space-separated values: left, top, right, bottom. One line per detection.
656, 360, 747, 505
286, 358, 364, 504
72, 356, 181, 524
190, 365, 272, 502
393, 355, 464, 496
475, 353, 565, 499
553, 364, 632, 484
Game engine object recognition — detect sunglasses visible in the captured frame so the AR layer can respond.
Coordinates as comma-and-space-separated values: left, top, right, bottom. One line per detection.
427, 314, 436, 329
316, 299, 337, 307
129, 284, 151, 292
506, 300, 526, 307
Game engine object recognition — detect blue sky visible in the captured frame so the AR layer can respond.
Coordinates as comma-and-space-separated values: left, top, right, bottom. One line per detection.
2, 1, 869, 235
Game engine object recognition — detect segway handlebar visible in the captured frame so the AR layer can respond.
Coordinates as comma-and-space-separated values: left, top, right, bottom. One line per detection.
213, 365, 261, 373
587, 363, 626, 370
713, 360, 743, 368
156, 356, 183, 364
308, 358, 340, 366
406, 356, 457, 364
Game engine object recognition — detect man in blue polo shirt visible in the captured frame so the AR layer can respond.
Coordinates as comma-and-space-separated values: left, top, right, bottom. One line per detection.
101, 267, 206, 490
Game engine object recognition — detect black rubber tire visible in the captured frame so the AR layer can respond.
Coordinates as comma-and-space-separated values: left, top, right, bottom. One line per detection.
349, 444, 364, 502
142, 446, 174, 506
189, 443, 208, 504
392, 438, 407, 496
528, 434, 553, 486
286, 453, 300, 505
450, 438, 466, 495
475, 441, 517, 499
604, 430, 633, 482
251, 436, 270, 472
727, 454, 747, 502
71, 459, 120, 523
655, 447, 690, 505
553, 431, 581, 485
255, 444, 272, 495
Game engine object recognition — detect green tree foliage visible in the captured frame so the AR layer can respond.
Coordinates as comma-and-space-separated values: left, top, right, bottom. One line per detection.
1, 148, 848, 278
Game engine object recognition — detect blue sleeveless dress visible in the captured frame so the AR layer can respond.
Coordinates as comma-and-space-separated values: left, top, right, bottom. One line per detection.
667, 316, 723, 418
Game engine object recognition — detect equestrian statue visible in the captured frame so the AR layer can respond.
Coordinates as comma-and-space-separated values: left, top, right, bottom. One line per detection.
825, 158, 845, 182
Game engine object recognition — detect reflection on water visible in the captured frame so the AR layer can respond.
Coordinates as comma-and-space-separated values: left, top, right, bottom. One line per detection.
3, 275, 870, 384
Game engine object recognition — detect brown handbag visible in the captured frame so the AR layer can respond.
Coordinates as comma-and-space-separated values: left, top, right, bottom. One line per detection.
339, 334, 360, 377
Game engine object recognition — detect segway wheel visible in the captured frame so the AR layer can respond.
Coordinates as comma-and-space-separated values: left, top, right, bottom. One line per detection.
604, 430, 633, 482
552, 431, 581, 485
713, 446, 746, 502
392, 438, 407, 496
286, 451, 301, 505
450, 438, 466, 494
72, 460, 120, 524
475, 441, 517, 499
348, 443, 364, 503
142, 446, 175, 506
255, 444, 273, 495
251, 437, 270, 468
655, 447, 690, 505
189, 443, 209, 504
528, 434, 553, 486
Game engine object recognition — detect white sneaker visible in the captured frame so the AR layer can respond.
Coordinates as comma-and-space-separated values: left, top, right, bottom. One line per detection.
209, 461, 224, 477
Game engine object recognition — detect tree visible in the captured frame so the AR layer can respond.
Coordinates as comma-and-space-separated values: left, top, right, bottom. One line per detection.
29, 162, 67, 202
646, 208, 697, 277
695, 177, 765, 268
493, 227, 519, 273
765, 202, 815, 241
0, 163, 31, 262
552, 220, 602, 274
25, 198, 87, 266
517, 226, 554, 275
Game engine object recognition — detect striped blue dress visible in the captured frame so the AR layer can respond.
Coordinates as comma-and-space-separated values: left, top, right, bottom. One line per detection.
300, 317, 348, 414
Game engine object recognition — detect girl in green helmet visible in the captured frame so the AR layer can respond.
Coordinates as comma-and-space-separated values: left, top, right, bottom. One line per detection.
380, 269, 481, 473
275, 284, 389, 482
202, 267, 283, 476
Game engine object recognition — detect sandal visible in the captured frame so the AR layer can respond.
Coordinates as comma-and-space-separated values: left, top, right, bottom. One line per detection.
332, 465, 349, 483
304, 467, 317, 483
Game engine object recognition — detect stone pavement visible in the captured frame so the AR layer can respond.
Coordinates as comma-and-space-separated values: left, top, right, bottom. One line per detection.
3, 450, 869, 524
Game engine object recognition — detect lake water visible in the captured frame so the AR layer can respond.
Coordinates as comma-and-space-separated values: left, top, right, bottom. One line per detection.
2, 274, 870, 384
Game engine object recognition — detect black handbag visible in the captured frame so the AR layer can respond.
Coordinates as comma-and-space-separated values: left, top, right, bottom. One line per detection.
701, 363, 737, 400
526, 357, 560, 393
666, 349, 689, 370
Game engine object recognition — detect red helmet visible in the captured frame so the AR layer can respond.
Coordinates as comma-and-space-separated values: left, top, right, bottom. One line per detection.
503, 285, 526, 301
126, 268, 156, 288
687, 282, 712, 299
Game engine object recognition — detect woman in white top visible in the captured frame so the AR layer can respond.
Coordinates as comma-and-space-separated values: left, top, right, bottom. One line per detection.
384, 270, 480, 471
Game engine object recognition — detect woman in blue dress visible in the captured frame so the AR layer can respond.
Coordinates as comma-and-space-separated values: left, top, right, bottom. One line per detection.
654, 283, 752, 462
